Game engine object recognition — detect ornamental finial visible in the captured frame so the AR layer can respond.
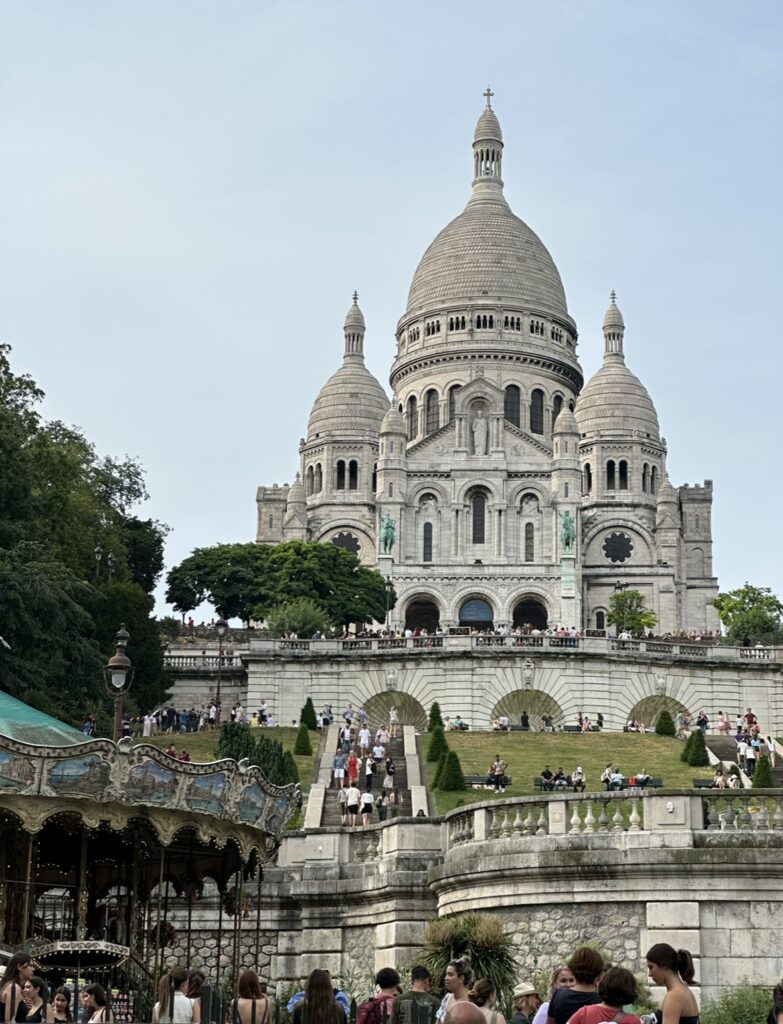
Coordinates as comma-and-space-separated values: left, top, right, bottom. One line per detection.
483, 85, 494, 109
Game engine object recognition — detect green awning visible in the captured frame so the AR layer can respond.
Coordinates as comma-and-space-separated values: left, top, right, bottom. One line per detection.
0, 690, 86, 746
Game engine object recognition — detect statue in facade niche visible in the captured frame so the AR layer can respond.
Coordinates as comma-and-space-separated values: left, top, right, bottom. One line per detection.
471, 410, 488, 455
379, 513, 395, 555
560, 510, 576, 553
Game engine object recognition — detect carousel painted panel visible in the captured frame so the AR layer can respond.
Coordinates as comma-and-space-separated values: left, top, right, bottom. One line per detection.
125, 759, 179, 804
184, 772, 228, 816
0, 749, 36, 792
47, 753, 111, 797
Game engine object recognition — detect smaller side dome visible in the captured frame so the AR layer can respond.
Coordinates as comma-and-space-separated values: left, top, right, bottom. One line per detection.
286, 472, 305, 507
553, 407, 579, 434
656, 475, 678, 504
381, 401, 406, 435
344, 291, 365, 331
602, 290, 625, 331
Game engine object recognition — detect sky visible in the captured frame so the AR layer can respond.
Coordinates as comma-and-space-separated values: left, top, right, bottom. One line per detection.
1, 1, 781, 616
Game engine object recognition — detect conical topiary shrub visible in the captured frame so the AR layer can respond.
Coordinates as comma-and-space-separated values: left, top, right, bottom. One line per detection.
293, 722, 312, 756
655, 709, 675, 736
439, 750, 466, 792
300, 697, 318, 731
282, 749, 300, 785
753, 756, 773, 788
427, 724, 448, 762
680, 730, 695, 763
433, 751, 448, 789
687, 728, 709, 767
428, 702, 444, 731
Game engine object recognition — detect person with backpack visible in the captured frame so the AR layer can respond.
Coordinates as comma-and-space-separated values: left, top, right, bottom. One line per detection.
392, 967, 439, 1024
565, 968, 640, 1024
358, 970, 401, 1024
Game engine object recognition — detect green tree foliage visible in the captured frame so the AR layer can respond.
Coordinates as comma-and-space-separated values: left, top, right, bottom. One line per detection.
166, 540, 393, 628
121, 516, 169, 594
432, 751, 448, 789
300, 697, 318, 730
427, 725, 448, 762
282, 749, 300, 787
606, 589, 657, 634
687, 728, 710, 767
267, 597, 330, 639
438, 750, 466, 791
699, 984, 771, 1024
680, 730, 696, 763
421, 912, 518, 1009
427, 701, 444, 731
294, 723, 313, 756
158, 616, 182, 643
752, 756, 773, 788
655, 709, 676, 736
216, 722, 299, 786
714, 583, 783, 647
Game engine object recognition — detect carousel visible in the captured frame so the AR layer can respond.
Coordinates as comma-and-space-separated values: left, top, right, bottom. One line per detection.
0, 693, 299, 1021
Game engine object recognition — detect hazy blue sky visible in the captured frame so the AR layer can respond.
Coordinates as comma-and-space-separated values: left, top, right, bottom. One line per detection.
1, 1, 781, 616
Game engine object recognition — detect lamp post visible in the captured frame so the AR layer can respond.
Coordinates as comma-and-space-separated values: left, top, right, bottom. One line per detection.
215, 617, 228, 725
384, 578, 393, 632
94, 545, 103, 581
614, 580, 630, 633
103, 624, 134, 742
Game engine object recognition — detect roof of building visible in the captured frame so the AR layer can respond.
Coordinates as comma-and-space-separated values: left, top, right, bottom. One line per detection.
0, 690, 86, 746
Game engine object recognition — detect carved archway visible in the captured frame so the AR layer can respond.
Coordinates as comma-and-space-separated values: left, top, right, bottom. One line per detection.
363, 692, 428, 732
491, 689, 564, 729
459, 597, 494, 630
627, 695, 689, 730
512, 598, 548, 630
405, 599, 441, 632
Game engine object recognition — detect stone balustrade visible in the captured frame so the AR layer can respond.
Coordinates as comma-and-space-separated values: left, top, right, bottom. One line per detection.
163, 654, 244, 670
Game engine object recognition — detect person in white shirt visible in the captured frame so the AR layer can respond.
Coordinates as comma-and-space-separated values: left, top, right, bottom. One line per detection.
360, 789, 374, 825
372, 743, 385, 763
358, 727, 371, 755
344, 784, 361, 826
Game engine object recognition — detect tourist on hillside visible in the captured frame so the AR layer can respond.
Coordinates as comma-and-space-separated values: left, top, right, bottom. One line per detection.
375, 791, 389, 822
645, 943, 698, 1024
599, 764, 613, 786
389, 706, 400, 739
596, 713, 604, 731
540, 766, 554, 791
553, 767, 568, 790
388, 787, 403, 818
607, 768, 625, 791
178, 748, 191, 763
545, 948, 603, 1024
696, 710, 709, 734
392, 966, 440, 1024
436, 959, 473, 1022
291, 970, 346, 1024
359, 725, 371, 756
332, 751, 347, 788
520, 711, 530, 730
571, 767, 586, 793
361, 788, 375, 825
228, 970, 271, 1024
716, 711, 730, 735
364, 755, 375, 791
509, 983, 541, 1024
488, 756, 508, 792
344, 783, 361, 827
384, 757, 397, 790
339, 724, 353, 753
530, 965, 575, 1024
745, 741, 757, 777
767, 736, 777, 768
469, 980, 507, 1024
712, 769, 727, 789
566, 967, 641, 1024
372, 741, 386, 764
347, 751, 359, 786
633, 769, 651, 789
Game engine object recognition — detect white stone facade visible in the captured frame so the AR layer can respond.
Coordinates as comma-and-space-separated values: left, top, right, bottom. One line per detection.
255, 95, 719, 634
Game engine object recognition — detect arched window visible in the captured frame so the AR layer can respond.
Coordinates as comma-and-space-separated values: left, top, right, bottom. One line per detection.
460, 316, 466, 329
530, 389, 544, 434
619, 460, 628, 490
489, 315, 494, 328
388, 482, 394, 497
524, 522, 534, 562
606, 460, 616, 490
348, 460, 358, 490
642, 463, 649, 493
584, 463, 593, 494
471, 492, 486, 544
596, 610, 606, 630
552, 394, 563, 429
407, 395, 418, 440
305, 466, 314, 496
315, 463, 322, 492
336, 460, 346, 490
423, 522, 433, 563
425, 389, 439, 434
651, 466, 659, 494
448, 384, 461, 422
504, 384, 521, 427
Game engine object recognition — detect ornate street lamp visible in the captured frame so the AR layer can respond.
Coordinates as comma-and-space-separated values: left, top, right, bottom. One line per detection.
384, 578, 394, 632
103, 624, 134, 742
215, 617, 228, 725
94, 544, 103, 581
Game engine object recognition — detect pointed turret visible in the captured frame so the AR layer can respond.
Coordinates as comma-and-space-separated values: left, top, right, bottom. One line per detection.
469, 86, 504, 203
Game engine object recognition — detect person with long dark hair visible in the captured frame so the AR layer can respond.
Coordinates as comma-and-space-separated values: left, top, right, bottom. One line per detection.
229, 970, 271, 1024
0, 954, 34, 1023
292, 970, 345, 1024
153, 968, 198, 1024
645, 944, 698, 1024
51, 989, 72, 1024
21, 978, 53, 1024
83, 985, 113, 1024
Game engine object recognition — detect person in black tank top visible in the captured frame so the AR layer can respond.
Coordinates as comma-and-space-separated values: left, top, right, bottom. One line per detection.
645, 944, 699, 1024
0, 955, 34, 1024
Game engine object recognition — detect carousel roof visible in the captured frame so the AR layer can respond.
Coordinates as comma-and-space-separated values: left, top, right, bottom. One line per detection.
0, 691, 85, 745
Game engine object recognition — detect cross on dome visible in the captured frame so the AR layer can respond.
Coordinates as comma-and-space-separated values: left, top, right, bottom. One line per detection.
352, 290, 359, 305
483, 86, 494, 108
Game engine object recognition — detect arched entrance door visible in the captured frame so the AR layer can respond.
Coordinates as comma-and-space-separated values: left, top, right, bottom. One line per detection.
405, 599, 440, 632
513, 598, 548, 630
459, 597, 494, 631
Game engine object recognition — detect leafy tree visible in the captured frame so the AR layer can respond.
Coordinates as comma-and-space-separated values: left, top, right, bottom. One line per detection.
687, 729, 709, 767
714, 583, 783, 646
752, 756, 773, 788
438, 750, 466, 791
427, 725, 448, 762
267, 597, 330, 638
300, 697, 318, 731
158, 616, 182, 644
655, 709, 675, 736
121, 517, 169, 594
606, 589, 657, 634
293, 723, 313, 756
427, 701, 444, 731
166, 543, 273, 623
421, 912, 517, 1009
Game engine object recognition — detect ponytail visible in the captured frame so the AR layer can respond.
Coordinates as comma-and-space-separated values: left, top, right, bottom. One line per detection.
676, 950, 695, 985
646, 944, 695, 985
158, 968, 188, 1021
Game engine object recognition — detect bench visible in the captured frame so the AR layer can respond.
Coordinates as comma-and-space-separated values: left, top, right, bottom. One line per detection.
464, 774, 513, 789
563, 724, 600, 733
605, 777, 663, 790
692, 779, 714, 789
509, 724, 529, 732
534, 776, 574, 790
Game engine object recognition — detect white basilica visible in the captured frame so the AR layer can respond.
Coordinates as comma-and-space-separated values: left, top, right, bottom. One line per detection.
256, 94, 719, 635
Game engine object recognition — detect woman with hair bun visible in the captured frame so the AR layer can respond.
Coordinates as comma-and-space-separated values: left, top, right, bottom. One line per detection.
436, 959, 473, 1022
469, 979, 508, 1024
645, 944, 699, 1024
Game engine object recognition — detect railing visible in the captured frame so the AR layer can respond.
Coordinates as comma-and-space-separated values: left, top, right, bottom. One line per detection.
163, 654, 244, 669
701, 791, 783, 830
739, 647, 772, 660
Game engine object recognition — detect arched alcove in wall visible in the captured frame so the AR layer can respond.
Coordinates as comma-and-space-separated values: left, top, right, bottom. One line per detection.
363, 692, 428, 732
459, 597, 494, 630
627, 695, 689, 730
490, 689, 564, 729
405, 598, 441, 632
512, 598, 548, 630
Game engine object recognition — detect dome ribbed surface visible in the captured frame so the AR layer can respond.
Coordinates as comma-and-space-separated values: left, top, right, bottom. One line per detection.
553, 406, 578, 434
474, 108, 502, 143
344, 301, 365, 330
603, 295, 625, 331
575, 359, 660, 439
405, 200, 570, 320
286, 473, 305, 505
381, 403, 405, 434
307, 358, 389, 438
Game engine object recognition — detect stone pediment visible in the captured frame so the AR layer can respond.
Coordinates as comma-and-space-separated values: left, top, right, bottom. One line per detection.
407, 419, 456, 455
502, 421, 553, 457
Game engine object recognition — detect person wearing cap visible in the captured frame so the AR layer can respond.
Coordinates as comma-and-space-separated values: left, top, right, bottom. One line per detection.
510, 984, 540, 1024
571, 766, 586, 793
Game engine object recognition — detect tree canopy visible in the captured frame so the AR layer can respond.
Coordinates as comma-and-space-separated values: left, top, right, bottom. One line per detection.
714, 583, 783, 646
0, 344, 170, 726
166, 540, 394, 628
606, 588, 657, 634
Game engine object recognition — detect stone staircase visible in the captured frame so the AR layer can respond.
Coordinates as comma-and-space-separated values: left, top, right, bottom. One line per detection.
705, 735, 739, 763
321, 734, 410, 827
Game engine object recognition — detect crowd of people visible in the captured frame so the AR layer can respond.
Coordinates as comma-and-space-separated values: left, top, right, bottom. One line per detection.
0, 953, 127, 1024
332, 710, 404, 826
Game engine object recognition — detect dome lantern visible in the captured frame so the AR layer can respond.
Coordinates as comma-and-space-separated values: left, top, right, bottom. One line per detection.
602, 290, 626, 360
343, 291, 366, 358
472, 86, 504, 195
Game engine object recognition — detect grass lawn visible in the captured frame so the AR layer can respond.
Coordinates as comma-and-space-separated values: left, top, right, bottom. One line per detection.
143, 727, 319, 792
423, 730, 715, 814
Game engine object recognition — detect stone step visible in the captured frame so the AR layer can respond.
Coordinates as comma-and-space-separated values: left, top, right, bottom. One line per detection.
321, 735, 411, 825
705, 735, 739, 762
